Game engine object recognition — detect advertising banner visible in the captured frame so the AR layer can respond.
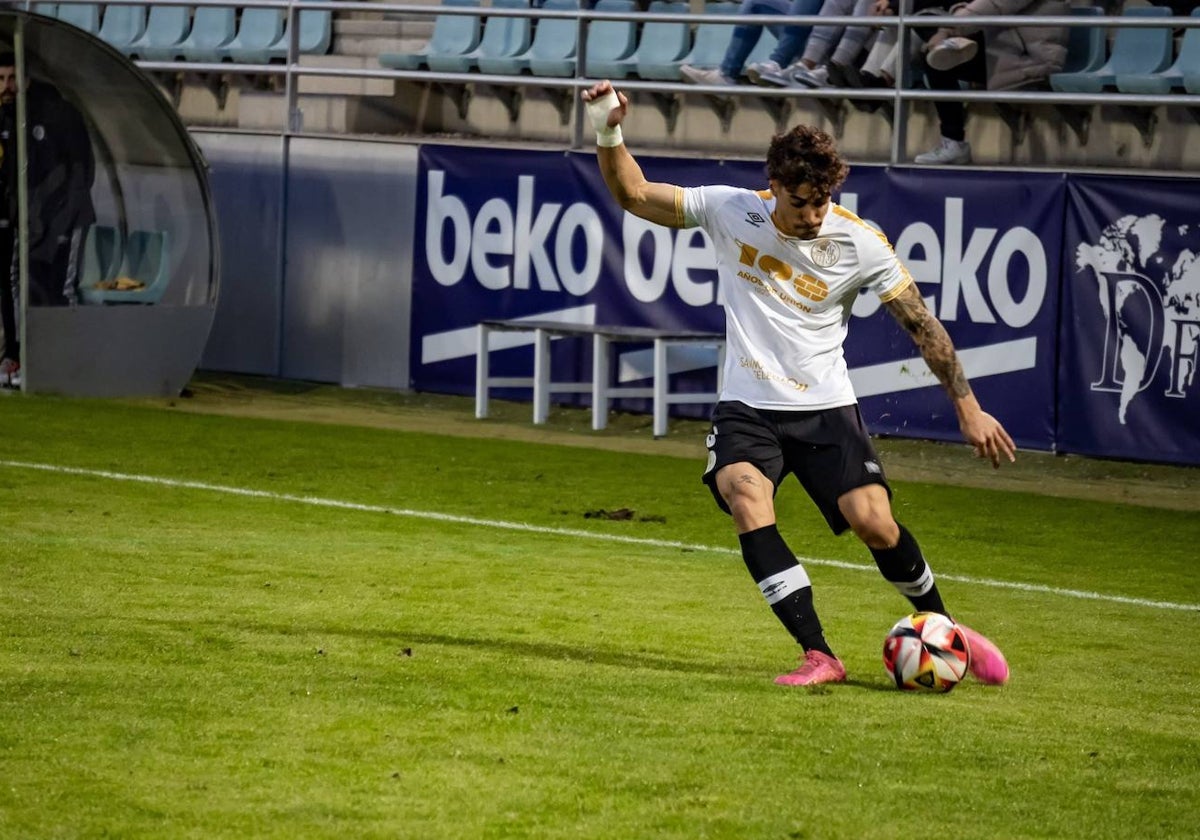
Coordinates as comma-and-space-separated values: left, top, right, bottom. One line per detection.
412, 146, 1064, 449
1059, 177, 1200, 465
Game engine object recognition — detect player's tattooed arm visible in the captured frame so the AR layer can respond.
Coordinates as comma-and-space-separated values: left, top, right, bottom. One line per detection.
882, 283, 970, 399
883, 282, 1017, 468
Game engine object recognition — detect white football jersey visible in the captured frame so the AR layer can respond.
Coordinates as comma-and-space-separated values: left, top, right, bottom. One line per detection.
680, 184, 914, 410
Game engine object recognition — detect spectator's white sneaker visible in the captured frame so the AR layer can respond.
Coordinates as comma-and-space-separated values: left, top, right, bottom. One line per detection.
914, 137, 972, 165
789, 65, 830, 88
680, 64, 735, 86
746, 59, 782, 85
926, 36, 979, 71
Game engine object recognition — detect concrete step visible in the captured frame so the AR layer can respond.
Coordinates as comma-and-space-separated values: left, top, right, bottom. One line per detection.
297, 55, 397, 96
235, 88, 412, 135
334, 34, 429, 59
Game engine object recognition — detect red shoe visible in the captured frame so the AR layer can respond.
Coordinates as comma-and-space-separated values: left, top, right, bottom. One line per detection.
958, 624, 1010, 685
774, 649, 847, 686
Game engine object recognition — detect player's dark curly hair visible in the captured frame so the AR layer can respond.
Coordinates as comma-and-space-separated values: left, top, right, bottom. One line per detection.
765, 125, 850, 196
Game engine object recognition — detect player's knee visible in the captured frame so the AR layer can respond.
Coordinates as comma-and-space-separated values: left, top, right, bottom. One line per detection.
849, 512, 899, 549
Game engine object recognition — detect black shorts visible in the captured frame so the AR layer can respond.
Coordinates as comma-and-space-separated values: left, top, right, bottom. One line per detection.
701, 400, 891, 535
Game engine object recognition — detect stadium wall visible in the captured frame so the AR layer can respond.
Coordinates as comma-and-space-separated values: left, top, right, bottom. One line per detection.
195, 133, 1200, 465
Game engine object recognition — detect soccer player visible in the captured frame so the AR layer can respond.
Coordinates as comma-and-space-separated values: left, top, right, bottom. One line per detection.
580, 79, 1013, 687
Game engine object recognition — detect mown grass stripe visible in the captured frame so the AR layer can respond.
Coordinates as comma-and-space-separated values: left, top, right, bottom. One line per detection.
4, 458, 1196, 613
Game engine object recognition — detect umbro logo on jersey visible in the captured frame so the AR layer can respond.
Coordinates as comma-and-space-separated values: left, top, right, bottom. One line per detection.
745, 212, 767, 227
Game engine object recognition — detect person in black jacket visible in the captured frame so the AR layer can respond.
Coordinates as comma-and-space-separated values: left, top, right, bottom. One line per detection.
0, 52, 96, 385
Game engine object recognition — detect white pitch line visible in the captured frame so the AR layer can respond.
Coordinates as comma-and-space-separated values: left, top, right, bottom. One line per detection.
3, 459, 1197, 614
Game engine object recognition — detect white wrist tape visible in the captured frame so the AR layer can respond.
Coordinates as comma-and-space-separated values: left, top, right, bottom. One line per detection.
585, 89, 624, 148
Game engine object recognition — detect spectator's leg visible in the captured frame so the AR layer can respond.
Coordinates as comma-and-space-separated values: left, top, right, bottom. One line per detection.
798, 0, 855, 67
924, 35, 986, 142
829, 0, 879, 67
722, 0, 790, 78
769, 0, 823, 66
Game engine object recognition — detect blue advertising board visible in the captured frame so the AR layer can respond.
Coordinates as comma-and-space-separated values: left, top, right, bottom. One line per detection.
412, 145, 1065, 450
1059, 177, 1200, 465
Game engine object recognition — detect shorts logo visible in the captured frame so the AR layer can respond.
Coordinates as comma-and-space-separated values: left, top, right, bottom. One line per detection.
810, 238, 840, 268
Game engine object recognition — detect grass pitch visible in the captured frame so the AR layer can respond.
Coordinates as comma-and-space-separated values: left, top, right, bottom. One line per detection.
1, 385, 1197, 839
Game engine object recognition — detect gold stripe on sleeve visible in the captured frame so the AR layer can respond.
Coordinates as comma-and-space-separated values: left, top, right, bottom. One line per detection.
877, 270, 914, 303
674, 186, 686, 227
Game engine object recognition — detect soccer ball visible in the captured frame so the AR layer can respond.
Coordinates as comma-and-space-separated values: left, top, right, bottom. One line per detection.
882, 612, 970, 693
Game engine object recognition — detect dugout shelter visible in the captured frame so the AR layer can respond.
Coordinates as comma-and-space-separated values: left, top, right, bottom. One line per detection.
3, 7, 218, 397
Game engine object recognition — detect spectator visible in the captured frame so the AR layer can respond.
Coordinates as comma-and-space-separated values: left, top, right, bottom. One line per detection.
761, 0, 887, 88
680, 0, 824, 86
0, 52, 96, 307
914, 0, 1069, 164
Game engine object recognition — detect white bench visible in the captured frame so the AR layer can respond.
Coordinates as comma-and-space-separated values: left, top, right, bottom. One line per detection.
475, 320, 726, 438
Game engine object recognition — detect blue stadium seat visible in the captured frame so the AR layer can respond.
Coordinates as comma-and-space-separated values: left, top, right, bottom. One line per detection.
582, 0, 640, 78
1050, 6, 1174, 93
81, 229, 170, 305
179, 6, 238, 63
626, 1, 691, 81
379, 0, 482, 71
77, 224, 122, 303
1116, 7, 1200, 94
449, 0, 533, 74
676, 2, 739, 72
1059, 5, 1106, 75
260, 5, 333, 61
126, 6, 193, 61
219, 7, 286, 64
97, 5, 148, 52
55, 2, 101, 34
523, 0, 581, 77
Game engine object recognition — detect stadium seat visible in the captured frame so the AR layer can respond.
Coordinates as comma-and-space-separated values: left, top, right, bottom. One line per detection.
379, 0, 482, 71
451, 0, 533, 74
676, 2, 739, 72
1050, 6, 1174, 93
126, 6, 193, 61
626, 1, 691, 81
582, 0, 639, 78
178, 6, 238, 63
77, 224, 122, 303
219, 7, 286, 64
81, 229, 171, 305
1059, 5, 1106, 75
1116, 7, 1200, 94
97, 5, 148, 52
520, 0, 581, 77
260, 5, 333, 61
55, 2, 101, 34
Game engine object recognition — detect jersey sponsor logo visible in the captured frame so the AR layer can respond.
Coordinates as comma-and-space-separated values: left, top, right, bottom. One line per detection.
735, 240, 829, 304
739, 356, 808, 391
810, 238, 840, 268
1075, 213, 1199, 424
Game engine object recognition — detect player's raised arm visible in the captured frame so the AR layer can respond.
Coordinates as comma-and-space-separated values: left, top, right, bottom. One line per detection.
581, 81, 685, 229
882, 282, 1017, 468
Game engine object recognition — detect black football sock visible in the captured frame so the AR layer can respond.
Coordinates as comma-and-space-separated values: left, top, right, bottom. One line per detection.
739, 525, 834, 657
869, 522, 947, 616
